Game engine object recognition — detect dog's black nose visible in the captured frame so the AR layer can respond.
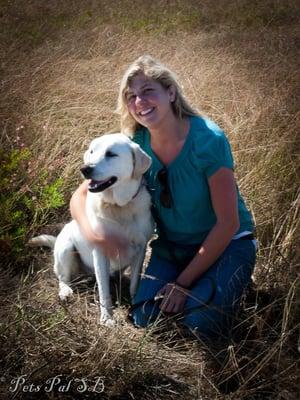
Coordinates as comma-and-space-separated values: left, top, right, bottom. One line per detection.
80, 165, 94, 178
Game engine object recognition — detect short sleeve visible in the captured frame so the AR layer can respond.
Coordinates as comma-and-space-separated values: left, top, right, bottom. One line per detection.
204, 133, 234, 178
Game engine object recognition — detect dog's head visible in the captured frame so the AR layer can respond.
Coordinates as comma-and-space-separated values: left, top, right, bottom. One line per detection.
81, 133, 151, 193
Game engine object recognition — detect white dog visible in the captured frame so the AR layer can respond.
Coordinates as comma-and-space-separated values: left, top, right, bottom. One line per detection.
29, 133, 153, 326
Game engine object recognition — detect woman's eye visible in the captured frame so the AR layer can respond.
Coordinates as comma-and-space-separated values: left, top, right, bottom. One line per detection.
126, 93, 136, 102
143, 88, 153, 94
105, 150, 118, 158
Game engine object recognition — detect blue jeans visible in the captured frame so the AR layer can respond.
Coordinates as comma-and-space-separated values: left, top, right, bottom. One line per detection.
132, 239, 256, 338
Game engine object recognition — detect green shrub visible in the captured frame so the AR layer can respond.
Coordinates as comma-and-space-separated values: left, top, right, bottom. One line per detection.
0, 146, 65, 268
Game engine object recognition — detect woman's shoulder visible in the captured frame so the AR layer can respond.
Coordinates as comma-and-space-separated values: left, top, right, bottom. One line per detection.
191, 115, 225, 140
190, 115, 230, 150
189, 116, 234, 172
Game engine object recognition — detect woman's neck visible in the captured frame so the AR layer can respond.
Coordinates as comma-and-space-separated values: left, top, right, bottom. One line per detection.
149, 115, 190, 146
148, 116, 191, 166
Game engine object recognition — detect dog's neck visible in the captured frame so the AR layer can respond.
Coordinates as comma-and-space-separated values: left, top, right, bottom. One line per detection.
102, 177, 143, 207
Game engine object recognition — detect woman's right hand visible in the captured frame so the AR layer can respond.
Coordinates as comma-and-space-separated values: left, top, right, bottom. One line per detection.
70, 181, 129, 259
88, 229, 130, 260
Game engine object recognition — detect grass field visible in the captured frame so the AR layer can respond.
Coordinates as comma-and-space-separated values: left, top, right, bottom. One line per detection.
0, 1, 299, 399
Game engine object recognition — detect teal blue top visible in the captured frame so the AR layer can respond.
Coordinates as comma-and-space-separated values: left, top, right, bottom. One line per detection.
133, 116, 254, 261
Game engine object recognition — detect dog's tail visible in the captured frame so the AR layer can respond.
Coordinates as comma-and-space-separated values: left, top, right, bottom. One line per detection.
28, 235, 56, 249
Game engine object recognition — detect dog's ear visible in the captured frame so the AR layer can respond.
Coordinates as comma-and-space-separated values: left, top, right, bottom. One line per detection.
131, 143, 152, 179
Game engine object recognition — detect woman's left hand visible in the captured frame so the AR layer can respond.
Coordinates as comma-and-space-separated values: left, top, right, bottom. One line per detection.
155, 283, 189, 314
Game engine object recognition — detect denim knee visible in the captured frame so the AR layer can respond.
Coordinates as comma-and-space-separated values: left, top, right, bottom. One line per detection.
131, 240, 256, 333
132, 254, 181, 327
131, 301, 160, 327
180, 240, 256, 335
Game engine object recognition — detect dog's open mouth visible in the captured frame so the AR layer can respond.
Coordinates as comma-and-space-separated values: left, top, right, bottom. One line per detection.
88, 176, 117, 193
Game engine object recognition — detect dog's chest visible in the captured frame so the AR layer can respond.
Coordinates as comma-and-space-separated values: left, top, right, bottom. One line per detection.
89, 196, 146, 240
100, 202, 138, 226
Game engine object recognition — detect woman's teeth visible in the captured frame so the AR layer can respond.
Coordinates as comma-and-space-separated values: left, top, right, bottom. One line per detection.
139, 108, 154, 116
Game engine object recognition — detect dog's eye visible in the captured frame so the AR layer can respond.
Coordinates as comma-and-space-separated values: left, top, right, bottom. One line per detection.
105, 150, 118, 158
90, 150, 93, 154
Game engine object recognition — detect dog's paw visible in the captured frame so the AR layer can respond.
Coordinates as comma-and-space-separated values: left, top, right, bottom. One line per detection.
103, 318, 116, 327
100, 312, 116, 327
59, 282, 73, 301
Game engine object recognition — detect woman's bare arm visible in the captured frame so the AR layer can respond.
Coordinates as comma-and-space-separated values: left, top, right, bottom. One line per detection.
175, 167, 240, 288
70, 181, 129, 259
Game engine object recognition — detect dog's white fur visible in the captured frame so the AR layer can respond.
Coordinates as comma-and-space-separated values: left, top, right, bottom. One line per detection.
29, 133, 153, 326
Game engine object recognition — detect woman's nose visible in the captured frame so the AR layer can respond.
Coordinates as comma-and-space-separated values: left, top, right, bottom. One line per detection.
135, 94, 145, 104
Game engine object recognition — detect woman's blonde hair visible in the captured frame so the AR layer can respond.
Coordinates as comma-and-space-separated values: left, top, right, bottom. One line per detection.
116, 55, 199, 135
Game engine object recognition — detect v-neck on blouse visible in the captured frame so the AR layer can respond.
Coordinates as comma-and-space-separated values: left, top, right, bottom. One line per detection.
132, 115, 254, 249
146, 118, 193, 169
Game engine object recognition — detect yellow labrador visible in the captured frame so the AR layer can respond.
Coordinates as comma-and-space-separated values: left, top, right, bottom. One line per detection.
30, 133, 153, 326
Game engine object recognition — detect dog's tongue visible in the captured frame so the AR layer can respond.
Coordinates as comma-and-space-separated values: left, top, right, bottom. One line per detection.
89, 179, 107, 190
88, 176, 117, 193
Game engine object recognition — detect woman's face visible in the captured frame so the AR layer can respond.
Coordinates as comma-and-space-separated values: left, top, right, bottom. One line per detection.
125, 73, 176, 130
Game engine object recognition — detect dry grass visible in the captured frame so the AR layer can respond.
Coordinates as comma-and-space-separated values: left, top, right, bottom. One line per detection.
0, 0, 299, 399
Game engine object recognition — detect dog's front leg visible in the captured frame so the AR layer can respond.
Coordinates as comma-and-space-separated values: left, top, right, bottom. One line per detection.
130, 246, 146, 299
92, 249, 115, 327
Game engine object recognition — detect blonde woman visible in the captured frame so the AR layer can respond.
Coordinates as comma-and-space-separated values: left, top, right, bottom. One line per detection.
71, 55, 256, 338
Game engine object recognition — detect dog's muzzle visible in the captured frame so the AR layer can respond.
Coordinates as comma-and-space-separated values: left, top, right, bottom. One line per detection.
80, 165, 94, 179
80, 165, 117, 192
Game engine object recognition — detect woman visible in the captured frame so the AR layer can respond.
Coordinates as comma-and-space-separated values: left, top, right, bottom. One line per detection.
71, 55, 256, 338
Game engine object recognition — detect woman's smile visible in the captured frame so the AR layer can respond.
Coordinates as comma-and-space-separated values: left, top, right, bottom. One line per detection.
138, 107, 155, 116
126, 73, 175, 129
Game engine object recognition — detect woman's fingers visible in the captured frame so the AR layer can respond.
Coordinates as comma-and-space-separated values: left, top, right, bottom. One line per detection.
156, 285, 166, 298
158, 283, 188, 314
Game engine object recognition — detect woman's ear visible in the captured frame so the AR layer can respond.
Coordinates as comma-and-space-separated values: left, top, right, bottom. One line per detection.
168, 85, 176, 102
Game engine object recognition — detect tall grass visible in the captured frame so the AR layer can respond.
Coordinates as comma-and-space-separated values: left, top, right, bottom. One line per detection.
0, 1, 299, 399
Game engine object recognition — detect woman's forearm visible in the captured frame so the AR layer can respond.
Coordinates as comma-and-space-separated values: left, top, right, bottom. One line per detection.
175, 220, 239, 288
70, 180, 103, 243
70, 181, 129, 258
